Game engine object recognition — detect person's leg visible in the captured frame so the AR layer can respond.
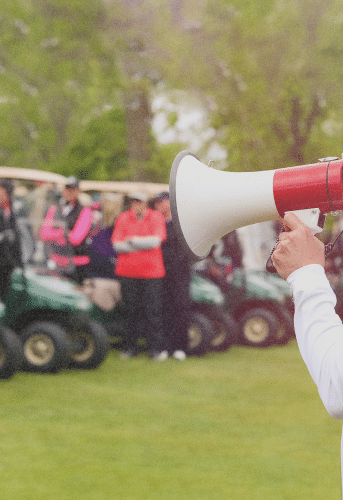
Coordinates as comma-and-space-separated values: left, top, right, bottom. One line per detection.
0, 267, 14, 302
143, 278, 166, 356
162, 277, 173, 354
119, 277, 143, 354
164, 272, 190, 354
74, 263, 90, 285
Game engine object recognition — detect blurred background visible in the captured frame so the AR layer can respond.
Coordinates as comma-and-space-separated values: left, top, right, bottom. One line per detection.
3, 3, 343, 499
2, 0, 343, 182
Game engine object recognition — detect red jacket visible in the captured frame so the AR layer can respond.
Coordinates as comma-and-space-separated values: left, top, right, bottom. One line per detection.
111, 208, 166, 278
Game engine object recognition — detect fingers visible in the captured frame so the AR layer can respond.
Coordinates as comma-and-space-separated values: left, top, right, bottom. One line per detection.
282, 212, 308, 232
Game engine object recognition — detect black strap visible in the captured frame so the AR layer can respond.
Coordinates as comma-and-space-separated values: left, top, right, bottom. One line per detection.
326, 160, 336, 212
325, 230, 343, 257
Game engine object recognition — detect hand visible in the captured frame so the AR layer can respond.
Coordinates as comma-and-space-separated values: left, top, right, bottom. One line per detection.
272, 212, 325, 280
4, 229, 15, 243
0, 230, 15, 244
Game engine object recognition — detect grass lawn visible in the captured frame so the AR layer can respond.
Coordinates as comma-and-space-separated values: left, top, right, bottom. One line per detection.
0, 340, 341, 500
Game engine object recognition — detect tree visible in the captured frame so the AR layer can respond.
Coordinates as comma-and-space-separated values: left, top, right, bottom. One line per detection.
139, 0, 343, 172
0, 0, 126, 179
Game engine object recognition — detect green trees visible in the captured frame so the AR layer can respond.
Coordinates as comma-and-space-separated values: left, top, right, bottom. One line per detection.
2, 0, 343, 180
146, 0, 343, 172
0, 0, 125, 179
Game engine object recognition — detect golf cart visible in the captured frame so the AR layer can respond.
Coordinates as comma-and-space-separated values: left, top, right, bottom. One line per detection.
0, 266, 110, 373
0, 167, 110, 373
196, 257, 294, 348
0, 169, 238, 365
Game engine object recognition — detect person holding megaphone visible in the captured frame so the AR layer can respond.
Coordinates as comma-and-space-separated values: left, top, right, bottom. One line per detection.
170, 150, 343, 496
272, 211, 343, 495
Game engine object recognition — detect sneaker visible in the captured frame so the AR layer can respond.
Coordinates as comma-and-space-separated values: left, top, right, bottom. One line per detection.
151, 350, 168, 362
172, 350, 186, 360
120, 350, 138, 359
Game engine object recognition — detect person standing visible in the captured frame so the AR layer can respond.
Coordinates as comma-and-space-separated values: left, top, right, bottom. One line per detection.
0, 179, 23, 301
111, 192, 168, 360
272, 212, 343, 497
154, 191, 191, 360
40, 176, 93, 284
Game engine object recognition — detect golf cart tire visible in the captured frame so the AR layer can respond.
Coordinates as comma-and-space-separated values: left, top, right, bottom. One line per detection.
274, 308, 295, 345
0, 327, 23, 379
68, 320, 110, 370
239, 307, 278, 347
186, 312, 214, 356
21, 321, 69, 373
208, 309, 239, 352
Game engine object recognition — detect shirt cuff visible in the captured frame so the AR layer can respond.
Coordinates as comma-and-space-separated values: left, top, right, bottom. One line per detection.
286, 264, 326, 286
286, 264, 336, 306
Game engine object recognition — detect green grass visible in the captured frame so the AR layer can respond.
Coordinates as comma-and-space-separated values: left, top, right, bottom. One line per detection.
1, 340, 342, 500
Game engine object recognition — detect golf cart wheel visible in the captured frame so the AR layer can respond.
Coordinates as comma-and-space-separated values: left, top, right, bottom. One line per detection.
21, 321, 69, 373
274, 308, 295, 345
206, 309, 239, 352
239, 308, 278, 347
0, 327, 23, 379
68, 320, 110, 370
186, 312, 214, 356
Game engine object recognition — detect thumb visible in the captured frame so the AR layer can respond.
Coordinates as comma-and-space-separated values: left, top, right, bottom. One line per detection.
282, 211, 308, 232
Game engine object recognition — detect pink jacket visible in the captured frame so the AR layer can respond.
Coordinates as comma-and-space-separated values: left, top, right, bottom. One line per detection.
40, 205, 93, 267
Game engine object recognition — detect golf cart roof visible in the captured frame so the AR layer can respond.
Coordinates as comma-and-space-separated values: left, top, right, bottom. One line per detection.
0, 166, 67, 184
79, 180, 169, 197
0, 166, 169, 198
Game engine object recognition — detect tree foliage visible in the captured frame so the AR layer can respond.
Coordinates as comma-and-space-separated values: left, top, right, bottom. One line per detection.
3, 0, 343, 182
142, 0, 343, 171
0, 0, 127, 180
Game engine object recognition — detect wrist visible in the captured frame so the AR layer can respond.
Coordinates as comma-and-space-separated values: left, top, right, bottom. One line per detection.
286, 264, 325, 285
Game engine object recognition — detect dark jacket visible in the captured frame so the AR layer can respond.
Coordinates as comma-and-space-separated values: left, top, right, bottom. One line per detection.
162, 220, 191, 279
0, 208, 23, 269
87, 227, 117, 279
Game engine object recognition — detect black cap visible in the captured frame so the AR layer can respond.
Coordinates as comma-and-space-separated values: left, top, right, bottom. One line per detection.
0, 178, 14, 197
65, 176, 79, 188
154, 191, 169, 202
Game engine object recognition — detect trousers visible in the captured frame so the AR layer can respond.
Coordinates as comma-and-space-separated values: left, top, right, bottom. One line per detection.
119, 277, 165, 354
162, 270, 190, 353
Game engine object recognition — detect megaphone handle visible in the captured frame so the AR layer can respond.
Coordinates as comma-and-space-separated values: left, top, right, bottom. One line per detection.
266, 209, 325, 274
266, 229, 284, 274
266, 231, 339, 274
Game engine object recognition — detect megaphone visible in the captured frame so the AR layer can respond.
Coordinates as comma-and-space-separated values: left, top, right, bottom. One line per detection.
169, 151, 343, 261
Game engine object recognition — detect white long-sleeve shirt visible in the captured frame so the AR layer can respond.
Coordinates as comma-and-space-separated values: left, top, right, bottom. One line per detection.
287, 264, 343, 497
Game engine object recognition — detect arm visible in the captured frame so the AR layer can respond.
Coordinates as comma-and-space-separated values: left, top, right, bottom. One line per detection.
111, 213, 131, 253
112, 236, 161, 254
111, 210, 165, 254
287, 265, 343, 419
272, 212, 343, 419
68, 206, 93, 246
154, 211, 167, 243
127, 211, 166, 251
129, 236, 161, 250
112, 240, 135, 254
39, 206, 65, 243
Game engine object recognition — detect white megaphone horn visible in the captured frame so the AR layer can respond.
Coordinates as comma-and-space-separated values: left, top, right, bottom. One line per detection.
169, 151, 343, 262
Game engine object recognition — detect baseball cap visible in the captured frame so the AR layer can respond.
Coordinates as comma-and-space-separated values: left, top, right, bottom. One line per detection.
154, 191, 169, 202
65, 176, 79, 188
129, 192, 148, 202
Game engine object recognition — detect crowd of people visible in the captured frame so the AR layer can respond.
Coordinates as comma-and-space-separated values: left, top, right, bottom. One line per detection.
4, 174, 343, 493
38, 177, 193, 361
